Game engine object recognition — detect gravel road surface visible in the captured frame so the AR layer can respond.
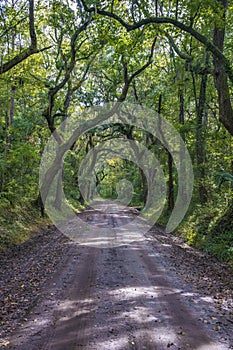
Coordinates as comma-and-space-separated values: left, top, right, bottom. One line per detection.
1, 202, 232, 349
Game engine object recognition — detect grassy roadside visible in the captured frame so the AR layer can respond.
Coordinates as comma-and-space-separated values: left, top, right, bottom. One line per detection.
178, 200, 233, 267
0, 197, 88, 250
154, 198, 231, 268
0, 200, 50, 250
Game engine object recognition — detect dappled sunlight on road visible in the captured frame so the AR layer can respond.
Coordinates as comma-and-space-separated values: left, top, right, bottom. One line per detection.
7, 203, 232, 349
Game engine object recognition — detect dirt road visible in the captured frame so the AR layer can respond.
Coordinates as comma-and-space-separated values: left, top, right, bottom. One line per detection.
2, 202, 233, 349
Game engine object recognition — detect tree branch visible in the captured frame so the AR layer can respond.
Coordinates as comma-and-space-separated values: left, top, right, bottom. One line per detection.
129, 35, 157, 83
0, 45, 52, 74
43, 18, 92, 132
81, 1, 233, 84
29, 0, 37, 48
0, 0, 52, 75
165, 32, 192, 61
117, 36, 157, 102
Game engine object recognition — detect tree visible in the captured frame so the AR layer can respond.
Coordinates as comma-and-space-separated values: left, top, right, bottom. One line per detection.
80, 0, 233, 135
0, 0, 232, 263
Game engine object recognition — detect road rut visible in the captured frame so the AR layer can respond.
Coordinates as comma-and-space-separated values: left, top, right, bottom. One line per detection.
5, 202, 232, 349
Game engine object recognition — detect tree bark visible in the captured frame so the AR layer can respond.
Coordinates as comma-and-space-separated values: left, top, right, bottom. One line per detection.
196, 51, 209, 204
7, 84, 16, 147
167, 152, 174, 211
213, 0, 233, 136
157, 93, 174, 211
179, 87, 184, 125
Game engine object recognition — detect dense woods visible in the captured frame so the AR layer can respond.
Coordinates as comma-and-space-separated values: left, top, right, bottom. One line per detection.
0, 0, 232, 264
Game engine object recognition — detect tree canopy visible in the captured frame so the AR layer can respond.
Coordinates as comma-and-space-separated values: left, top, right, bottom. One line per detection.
0, 0, 232, 264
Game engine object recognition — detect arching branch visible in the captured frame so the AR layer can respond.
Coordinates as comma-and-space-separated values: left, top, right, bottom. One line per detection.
80, 0, 233, 85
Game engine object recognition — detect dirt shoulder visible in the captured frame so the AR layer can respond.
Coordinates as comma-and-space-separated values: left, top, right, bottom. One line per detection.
0, 225, 70, 344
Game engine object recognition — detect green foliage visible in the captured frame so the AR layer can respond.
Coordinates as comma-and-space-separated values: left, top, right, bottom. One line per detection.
0, 201, 48, 249
0, 0, 233, 264
215, 172, 233, 187
179, 199, 233, 266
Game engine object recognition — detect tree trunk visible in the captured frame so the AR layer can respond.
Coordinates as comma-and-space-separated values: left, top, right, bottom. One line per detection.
179, 86, 185, 125
213, 0, 233, 136
32, 193, 45, 217
139, 167, 148, 206
167, 152, 174, 211
54, 165, 63, 210
158, 93, 174, 211
196, 51, 209, 205
6, 84, 16, 148
178, 85, 188, 205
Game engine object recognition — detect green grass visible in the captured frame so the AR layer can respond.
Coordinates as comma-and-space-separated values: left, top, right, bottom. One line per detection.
178, 200, 233, 266
0, 199, 49, 249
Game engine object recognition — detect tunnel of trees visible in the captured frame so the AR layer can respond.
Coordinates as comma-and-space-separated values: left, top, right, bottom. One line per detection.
0, 0, 232, 264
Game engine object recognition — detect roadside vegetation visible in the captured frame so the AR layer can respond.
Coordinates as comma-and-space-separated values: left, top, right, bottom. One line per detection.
0, 0, 232, 265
